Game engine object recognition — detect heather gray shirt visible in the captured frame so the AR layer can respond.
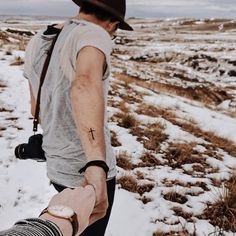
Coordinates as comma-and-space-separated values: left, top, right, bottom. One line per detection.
24, 19, 116, 188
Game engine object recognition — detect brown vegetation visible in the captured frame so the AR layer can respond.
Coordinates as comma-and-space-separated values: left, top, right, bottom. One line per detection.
162, 179, 210, 192
157, 111, 236, 157
136, 104, 159, 118
117, 175, 138, 193
140, 196, 153, 204
116, 112, 137, 129
131, 123, 168, 152
138, 152, 161, 167
110, 130, 121, 147
153, 230, 193, 236
177, 122, 236, 156
114, 72, 231, 106
165, 142, 205, 169
136, 104, 176, 120
10, 56, 24, 66
0, 107, 13, 113
172, 207, 193, 220
116, 152, 134, 170
163, 191, 188, 204
117, 176, 155, 195
201, 177, 236, 232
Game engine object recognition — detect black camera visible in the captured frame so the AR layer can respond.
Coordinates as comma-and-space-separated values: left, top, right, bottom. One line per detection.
15, 134, 46, 162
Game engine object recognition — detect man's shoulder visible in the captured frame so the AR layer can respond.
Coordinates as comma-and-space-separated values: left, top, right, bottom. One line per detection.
69, 19, 111, 42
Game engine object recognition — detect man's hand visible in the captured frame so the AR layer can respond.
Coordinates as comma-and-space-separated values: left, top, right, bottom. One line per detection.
82, 166, 109, 225
48, 185, 96, 234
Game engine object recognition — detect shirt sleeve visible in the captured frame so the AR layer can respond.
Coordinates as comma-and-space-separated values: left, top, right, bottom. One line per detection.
0, 218, 63, 236
23, 35, 37, 80
59, 24, 112, 82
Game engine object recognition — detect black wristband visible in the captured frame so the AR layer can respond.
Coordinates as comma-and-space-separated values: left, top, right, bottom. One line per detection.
79, 160, 109, 178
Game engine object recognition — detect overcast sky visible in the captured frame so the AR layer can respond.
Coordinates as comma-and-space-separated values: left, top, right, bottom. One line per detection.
0, 0, 236, 19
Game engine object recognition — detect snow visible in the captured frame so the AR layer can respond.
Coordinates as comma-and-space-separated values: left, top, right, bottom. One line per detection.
107, 189, 156, 236
144, 94, 236, 144
1, 17, 236, 236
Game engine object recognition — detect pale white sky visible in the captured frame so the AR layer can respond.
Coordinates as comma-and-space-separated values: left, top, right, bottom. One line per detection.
0, 0, 236, 18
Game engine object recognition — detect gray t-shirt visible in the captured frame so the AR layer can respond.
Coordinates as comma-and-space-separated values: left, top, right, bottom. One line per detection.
24, 19, 116, 188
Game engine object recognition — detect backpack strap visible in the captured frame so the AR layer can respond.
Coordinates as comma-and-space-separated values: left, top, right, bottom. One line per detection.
33, 25, 62, 133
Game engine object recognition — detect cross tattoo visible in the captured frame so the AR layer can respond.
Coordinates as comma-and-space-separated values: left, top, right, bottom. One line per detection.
89, 128, 95, 140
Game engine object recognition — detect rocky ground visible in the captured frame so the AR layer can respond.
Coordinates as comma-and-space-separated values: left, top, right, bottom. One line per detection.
1, 16, 236, 236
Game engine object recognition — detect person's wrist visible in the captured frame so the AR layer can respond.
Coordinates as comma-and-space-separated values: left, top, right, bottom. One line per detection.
85, 166, 106, 179
79, 160, 109, 178
40, 213, 73, 236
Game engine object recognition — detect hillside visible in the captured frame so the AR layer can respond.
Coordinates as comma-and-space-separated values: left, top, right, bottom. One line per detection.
0, 16, 236, 236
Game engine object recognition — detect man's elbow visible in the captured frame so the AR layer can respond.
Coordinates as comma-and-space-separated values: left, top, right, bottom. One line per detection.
71, 75, 91, 91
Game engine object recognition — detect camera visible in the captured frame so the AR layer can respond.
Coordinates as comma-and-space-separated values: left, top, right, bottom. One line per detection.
15, 134, 46, 162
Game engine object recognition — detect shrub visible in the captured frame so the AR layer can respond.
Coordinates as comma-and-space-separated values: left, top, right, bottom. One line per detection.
110, 130, 121, 147
116, 152, 134, 170
202, 175, 236, 232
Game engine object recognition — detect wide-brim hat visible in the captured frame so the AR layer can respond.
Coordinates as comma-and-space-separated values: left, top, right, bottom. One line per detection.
72, 0, 133, 31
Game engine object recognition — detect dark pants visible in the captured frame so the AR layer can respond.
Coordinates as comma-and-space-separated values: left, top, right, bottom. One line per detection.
52, 178, 116, 236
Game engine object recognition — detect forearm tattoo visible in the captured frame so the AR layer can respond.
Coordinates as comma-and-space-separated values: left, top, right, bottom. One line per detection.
89, 128, 95, 140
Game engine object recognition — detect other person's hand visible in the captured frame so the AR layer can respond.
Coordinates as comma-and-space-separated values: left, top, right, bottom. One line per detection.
48, 185, 96, 234
82, 166, 108, 224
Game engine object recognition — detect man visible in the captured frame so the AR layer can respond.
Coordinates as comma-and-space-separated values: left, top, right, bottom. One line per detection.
23, 0, 133, 235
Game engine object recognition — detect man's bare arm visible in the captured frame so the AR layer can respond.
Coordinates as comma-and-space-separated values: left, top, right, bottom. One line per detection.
71, 46, 106, 161
71, 46, 108, 224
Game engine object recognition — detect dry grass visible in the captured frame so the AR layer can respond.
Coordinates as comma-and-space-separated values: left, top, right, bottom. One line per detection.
137, 183, 155, 196
135, 170, 145, 180
139, 196, 153, 204
0, 81, 7, 88
5, 49, 12, 55
191, 164, 205, 173
116, 112, 138, 129
131, 123, 168, 152
165, 118, 236, 157
117, 176, 155, 195
110, 130, 121, 147
165, 142, 205, 169
136, 104, 159, 117
10, 56, 24, 66
153, 231, 193, 236
201, 175, 236, 232
117, 100, 130, 113
172, 207, 193, 220
136, 104, 176, 120
162, 179, 210, 192
114, 72, 231, 106
0, 127, 7, 131
108, 83, 122, 96
117, 176, 138, 193
163, 191, 188, 204
0, 107, 14, 113
116, 152, 134, 170
5, 117, 18, 121
138, 152, 161, 167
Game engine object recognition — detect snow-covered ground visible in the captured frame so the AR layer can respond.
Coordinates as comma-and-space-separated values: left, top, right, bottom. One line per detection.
1, 16, 236, 236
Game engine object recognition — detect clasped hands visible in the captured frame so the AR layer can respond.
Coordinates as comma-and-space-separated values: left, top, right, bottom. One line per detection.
48, 166, 108, 234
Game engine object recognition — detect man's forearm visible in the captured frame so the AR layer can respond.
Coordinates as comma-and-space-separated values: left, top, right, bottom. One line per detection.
71, 75, 106, 162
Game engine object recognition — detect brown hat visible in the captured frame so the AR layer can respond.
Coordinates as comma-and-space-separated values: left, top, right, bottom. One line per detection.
72, 0, 133, 31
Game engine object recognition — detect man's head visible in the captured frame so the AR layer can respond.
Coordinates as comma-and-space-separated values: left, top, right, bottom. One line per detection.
72, 0, 133, 31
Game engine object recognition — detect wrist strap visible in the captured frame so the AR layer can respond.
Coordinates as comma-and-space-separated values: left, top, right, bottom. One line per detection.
39, 207, 78, 236
79, 160, 109, 178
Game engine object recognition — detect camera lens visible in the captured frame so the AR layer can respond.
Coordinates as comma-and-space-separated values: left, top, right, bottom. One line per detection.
14, 144, 28, 160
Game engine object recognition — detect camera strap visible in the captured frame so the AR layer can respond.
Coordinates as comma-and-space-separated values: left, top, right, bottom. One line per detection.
33, 25, 62, 133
